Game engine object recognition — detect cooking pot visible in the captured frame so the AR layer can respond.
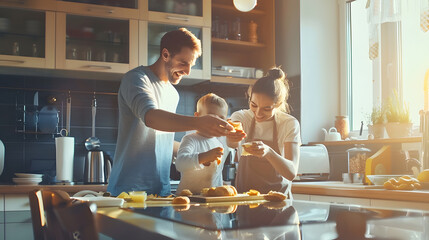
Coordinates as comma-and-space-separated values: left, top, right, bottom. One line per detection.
322, 127, 342, 141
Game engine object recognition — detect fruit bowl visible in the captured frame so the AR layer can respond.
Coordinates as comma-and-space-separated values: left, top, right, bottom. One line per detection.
366, 175, 403, 185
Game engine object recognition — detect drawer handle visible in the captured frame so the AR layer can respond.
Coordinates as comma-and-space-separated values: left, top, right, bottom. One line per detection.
87, 7, 114, 14
84, 65, 112, 69
166, 15, 190, 22
0, 59, 25, 64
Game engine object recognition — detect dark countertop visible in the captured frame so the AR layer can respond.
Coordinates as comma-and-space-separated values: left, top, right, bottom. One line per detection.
0, 184, 107, 194
98, 199, 429, 239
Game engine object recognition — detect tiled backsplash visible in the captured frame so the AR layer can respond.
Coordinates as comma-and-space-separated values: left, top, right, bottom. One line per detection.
0, 74, 253, 184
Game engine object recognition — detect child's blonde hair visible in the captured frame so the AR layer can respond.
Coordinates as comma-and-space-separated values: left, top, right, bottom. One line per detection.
196, 93, 228, 114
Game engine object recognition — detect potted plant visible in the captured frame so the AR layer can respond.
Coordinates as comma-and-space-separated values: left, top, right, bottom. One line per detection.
367, 106, 386, 138
385, 90, 413, 138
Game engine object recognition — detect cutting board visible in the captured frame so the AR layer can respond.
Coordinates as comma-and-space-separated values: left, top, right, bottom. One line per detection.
188, 193, 266, 203
293, 181, 385, 189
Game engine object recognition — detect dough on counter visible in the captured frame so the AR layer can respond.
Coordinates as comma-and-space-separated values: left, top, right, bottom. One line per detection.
205, 185, 237, 197
172, 196, 190, 204
264, 191, 287, 202
178, 189, 193, 196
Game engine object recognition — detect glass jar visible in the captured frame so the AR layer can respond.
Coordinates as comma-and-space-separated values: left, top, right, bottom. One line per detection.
347, 144, 371, 175
335, 115, 349, 140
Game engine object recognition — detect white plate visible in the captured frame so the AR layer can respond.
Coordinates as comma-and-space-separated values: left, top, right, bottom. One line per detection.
15, 173, 43, 178
13, 178, 42, 185
12, 177, 42, 181
72, 196, 124, 207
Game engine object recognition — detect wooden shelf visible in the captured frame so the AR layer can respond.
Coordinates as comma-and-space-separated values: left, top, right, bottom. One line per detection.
210, 75, 256, 85
309, 136, 422, 146
212, 38, 266, 48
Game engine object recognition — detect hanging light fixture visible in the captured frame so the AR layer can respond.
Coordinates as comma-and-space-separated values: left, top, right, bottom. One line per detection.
233, 0, 257, 12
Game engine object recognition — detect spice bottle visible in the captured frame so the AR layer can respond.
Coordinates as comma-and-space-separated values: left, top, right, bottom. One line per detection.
335, 115, 349, 140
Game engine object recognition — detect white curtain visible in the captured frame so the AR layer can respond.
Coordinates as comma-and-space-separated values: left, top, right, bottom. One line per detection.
421, 0, 429, 32
366, 0, 402, 60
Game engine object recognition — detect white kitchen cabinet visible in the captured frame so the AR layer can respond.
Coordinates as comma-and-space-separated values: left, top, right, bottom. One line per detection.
293, 194, 310, 201
310, 195, 371, 207
56, 0, 143, 20
4, 194, 29, 211
55, 12, 139, 74
0, 0, 55, 11
139, 21, 210, 82
370, 199, 429, 211
0, 7, 55, 69
145, 0, 210, 27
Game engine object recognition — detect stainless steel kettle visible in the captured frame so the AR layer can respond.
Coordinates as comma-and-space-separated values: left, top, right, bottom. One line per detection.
84, 150, 111, 184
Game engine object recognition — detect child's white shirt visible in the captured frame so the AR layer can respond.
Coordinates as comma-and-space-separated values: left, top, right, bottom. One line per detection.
175, 132, 228, 194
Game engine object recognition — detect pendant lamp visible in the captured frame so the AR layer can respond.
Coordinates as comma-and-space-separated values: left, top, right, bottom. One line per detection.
233, 0, 257, 12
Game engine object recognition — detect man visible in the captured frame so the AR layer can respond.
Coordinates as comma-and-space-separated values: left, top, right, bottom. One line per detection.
108, 28, 243, 196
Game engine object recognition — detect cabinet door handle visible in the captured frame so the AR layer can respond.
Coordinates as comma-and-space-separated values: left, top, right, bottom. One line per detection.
87, 7, 115, 14
0, 59, 25, 64
166, 15, 190, 22
84, 65, 112, 69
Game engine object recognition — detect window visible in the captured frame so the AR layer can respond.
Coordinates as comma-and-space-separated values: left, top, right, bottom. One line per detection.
344, 0, 429, 130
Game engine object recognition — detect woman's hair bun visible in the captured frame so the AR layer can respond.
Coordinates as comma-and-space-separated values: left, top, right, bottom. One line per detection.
267, 67, 285, 80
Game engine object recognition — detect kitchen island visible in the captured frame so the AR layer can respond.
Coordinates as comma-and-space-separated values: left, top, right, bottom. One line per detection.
292, 181, 429, 210
97, 198, 429, 239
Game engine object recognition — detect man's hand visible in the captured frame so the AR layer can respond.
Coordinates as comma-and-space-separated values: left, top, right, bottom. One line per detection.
196, 115, 233, 137
242, 141, 271, 158
198, 147, 224, 166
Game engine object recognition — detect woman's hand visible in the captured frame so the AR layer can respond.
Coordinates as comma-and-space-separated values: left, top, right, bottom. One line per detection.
226, 129, 246, 143
198, 147, 224, 166
243, 141, 271, 158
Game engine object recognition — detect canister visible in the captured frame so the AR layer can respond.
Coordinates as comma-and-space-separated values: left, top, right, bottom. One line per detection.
346, 144, 371, 183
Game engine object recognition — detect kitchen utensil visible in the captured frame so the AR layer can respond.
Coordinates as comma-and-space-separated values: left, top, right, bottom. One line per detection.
84, 150, 111, 184
0, 139, 4, 176
85, 96, 101, 151
71, 196, 124, 207
55, 135, 75, 183
322, 127, 342, 141
66, 94, 71, 135
38, 105, 59, 133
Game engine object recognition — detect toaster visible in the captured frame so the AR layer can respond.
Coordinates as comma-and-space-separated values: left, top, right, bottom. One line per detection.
295, 144, 330, 181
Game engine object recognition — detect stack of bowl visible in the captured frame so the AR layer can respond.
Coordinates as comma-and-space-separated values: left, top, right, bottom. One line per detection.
13, 173, 43, 185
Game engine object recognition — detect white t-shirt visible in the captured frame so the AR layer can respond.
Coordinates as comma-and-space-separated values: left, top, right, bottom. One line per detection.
231, 109, 301, 156
175, 132, 229, 194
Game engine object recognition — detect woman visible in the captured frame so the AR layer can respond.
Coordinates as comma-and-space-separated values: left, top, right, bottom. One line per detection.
227, 67, 301, 197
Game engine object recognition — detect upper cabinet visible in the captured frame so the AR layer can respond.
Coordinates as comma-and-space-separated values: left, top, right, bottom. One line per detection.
55, 0, 142, 19
211, 0, 275, 84
55, 12, 138, 73
0, 6, 55, 68
0, 0, 274, 84
145, 0, 210, 27
140, 21, 210, 81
